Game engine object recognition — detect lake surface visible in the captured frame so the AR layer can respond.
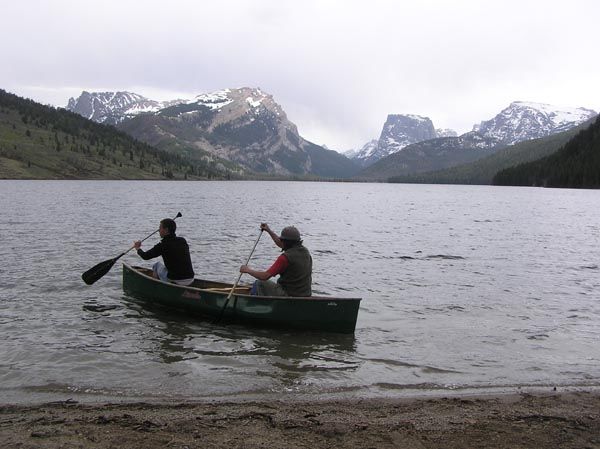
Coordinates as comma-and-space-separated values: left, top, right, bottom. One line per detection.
1, 180, 599, 404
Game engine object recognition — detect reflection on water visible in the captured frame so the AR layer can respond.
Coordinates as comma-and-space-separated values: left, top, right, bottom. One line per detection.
122, 292, 358, 393
0, 180, 599, 404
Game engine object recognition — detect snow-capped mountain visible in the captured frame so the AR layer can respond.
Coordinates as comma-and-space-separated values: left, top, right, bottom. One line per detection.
65, 88, 358, 177
356, 101, 597, 180
349, 139, 378, 167
378, 114, 437, 155
474, 101, 597, 146
342, 148, 359, 159
351, 115, 438, 167
66, 91, 186, 125
355, 100, 596, 177
115, 87, 359, 178
356, 131, 501, 180
349, 116, 459, 167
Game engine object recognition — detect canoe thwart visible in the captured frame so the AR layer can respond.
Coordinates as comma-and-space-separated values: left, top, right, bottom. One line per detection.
205, 287, 251, 293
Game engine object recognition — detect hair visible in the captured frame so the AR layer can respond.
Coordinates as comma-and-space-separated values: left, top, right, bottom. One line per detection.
160, 218, 177, 235
281, 239, 302, 251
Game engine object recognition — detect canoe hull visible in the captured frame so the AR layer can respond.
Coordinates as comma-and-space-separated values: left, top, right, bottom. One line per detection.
122, 263, 361, 333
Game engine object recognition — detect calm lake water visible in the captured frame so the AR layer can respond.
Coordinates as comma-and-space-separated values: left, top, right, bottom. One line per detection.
1, 180, 599, 404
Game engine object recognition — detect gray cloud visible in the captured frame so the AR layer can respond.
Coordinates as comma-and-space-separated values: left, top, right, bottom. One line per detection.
2, 0, 599, 151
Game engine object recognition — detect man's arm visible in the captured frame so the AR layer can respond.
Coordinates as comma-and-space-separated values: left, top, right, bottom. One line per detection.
134, 241, 162, 260
240, 254, 288, 280
261, 223, 283, 249
239, 266, 272, 281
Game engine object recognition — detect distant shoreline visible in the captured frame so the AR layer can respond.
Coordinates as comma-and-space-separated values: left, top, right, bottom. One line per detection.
0, 177, 371, 183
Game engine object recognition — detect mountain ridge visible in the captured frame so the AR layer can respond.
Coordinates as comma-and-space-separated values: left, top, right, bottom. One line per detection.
65, 90, 597, 182
474, 101, 596, 145
69, 87, 359, 178
356, 101, 597, 180
67, 91, 186, 125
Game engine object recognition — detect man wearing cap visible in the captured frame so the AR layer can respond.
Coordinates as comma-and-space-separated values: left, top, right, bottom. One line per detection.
240, 223, 312, 297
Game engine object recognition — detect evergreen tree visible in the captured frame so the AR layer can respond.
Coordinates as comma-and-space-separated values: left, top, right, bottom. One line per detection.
494, 116, 600, 188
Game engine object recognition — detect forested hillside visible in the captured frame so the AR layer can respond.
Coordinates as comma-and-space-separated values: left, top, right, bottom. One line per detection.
0, 89, 225, 180
493, 116, 600, 188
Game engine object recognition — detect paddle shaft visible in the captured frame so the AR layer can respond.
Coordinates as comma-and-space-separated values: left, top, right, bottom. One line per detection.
227, 229, 264, 300
81, 212, 182, 285
215, 230, 263, 323
120, 212, 182, 259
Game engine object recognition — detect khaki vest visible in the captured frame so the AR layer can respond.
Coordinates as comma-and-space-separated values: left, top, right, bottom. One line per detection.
278, 245, 312, 297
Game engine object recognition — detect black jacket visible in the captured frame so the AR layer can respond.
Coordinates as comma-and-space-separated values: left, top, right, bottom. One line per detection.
137, 234, 195, 280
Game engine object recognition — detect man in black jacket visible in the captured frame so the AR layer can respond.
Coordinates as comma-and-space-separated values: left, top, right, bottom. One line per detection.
134, 218, 195, 285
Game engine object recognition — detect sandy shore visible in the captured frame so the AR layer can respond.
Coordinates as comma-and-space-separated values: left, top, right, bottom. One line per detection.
1, 391, 599, 448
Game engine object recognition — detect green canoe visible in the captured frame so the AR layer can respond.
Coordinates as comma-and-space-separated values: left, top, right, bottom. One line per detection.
122, 263, 361, 333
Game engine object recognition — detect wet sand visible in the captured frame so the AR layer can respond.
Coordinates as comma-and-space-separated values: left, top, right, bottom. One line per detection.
1, 391, 599, 448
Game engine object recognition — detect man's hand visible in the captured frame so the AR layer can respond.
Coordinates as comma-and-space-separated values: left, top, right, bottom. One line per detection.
133, 240, 142, 250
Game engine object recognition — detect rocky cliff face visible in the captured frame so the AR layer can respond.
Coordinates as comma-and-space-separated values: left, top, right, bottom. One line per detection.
351, 115, 439, 167
114, 87, 358, 177
379, 114, 437, 152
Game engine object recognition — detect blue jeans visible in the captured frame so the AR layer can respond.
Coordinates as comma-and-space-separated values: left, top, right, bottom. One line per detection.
153, 262, 194, 286
251, 280, 288, 296
152, 262, 169, 282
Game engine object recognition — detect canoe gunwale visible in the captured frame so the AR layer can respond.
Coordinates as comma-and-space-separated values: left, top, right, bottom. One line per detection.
122, 263, 362, 303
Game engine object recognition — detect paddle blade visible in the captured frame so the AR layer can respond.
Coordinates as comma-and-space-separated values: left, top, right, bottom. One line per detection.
81, 257, 118, 285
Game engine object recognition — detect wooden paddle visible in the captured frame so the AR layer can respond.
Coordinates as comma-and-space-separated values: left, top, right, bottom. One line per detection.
81, 212, 182, 285
215, 229, 263, 322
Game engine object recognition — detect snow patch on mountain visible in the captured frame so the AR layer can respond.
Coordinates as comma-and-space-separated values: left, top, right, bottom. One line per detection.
246, 96, 263, 108
515, 101, 593, 127
66, 91, 187, 125
193, 89, 233, 110
352, 139, 378, 163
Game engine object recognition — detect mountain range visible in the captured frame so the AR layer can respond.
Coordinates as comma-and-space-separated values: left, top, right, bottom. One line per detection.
67, 88, 359, 178
65, 89, 597, 182
3, 84, 595, 183
387, 118, 596, 185
353, 102, 597, 180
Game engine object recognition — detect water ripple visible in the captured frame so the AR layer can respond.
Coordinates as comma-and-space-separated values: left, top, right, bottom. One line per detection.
1, 180, 600, 403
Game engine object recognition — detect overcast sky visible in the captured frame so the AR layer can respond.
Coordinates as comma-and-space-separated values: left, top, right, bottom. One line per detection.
2, 0, 599, 151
